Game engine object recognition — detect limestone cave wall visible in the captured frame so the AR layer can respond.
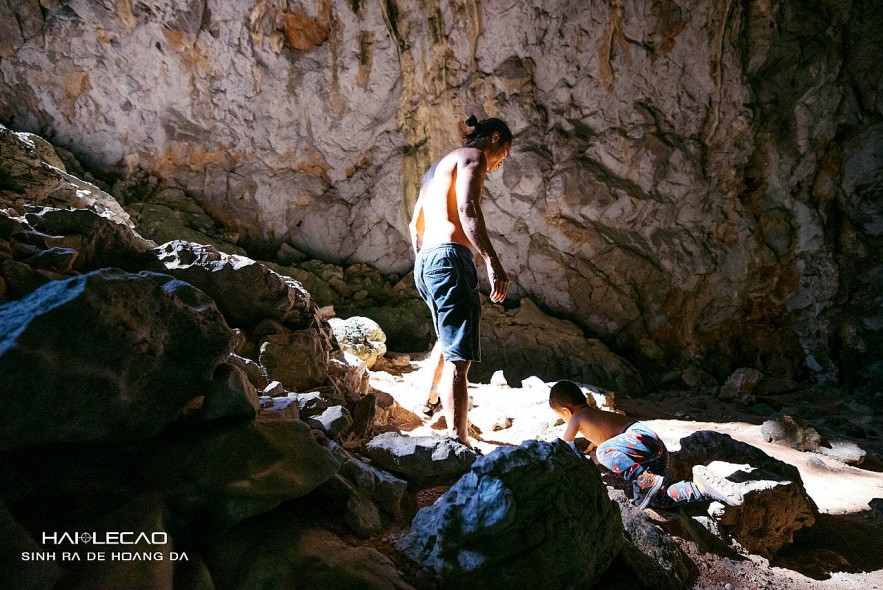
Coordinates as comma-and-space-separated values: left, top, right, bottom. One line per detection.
1, 0, 880, 387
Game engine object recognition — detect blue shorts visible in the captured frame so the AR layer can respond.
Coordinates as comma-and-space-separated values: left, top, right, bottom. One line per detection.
414, 243, 481, 362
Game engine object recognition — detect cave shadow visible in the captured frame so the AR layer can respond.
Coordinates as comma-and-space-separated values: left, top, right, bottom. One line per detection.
771, 509, 883, 580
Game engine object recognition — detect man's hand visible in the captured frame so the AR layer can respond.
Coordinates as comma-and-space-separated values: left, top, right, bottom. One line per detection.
487, 257, 509, 303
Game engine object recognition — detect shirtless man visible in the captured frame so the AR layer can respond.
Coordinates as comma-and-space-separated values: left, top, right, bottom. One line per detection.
408, 115, 513, 447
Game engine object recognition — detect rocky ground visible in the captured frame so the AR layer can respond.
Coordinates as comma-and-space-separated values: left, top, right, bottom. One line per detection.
367, 352, 883, 590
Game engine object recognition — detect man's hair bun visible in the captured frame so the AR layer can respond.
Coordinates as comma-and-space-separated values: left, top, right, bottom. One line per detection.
465, 115, 479, 127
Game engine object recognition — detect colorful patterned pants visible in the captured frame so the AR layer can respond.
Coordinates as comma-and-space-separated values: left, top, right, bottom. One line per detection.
595, 422, 704, 507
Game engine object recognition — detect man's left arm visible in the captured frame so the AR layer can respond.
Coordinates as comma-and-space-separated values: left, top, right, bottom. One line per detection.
409, 195, 425, 256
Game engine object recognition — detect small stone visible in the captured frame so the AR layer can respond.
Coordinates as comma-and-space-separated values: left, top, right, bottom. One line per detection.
260, 396, 300, 421
490, 370, 508, 387
306, 405, 352, 439
262, 380, 286, 397
818, 440, 866, 465
295, 391, 329, 417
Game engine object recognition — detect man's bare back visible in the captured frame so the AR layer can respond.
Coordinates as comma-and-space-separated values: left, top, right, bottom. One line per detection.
410, 146, 509, 303
416, 147, 484, 251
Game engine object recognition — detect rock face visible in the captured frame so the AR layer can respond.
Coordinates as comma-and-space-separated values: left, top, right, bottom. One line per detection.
0, 268, 234, 449
397, 439, 622, 589
477, 297, 646, 394
2, 3, 881, 387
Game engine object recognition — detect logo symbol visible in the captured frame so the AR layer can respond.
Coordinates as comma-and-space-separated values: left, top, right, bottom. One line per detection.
80, 533, 92, 543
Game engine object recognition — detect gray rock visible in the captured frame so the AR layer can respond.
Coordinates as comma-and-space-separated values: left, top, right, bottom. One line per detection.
0, 213, 21, 240
261, 380, 286, 397
719, 368, 765, 401
328, 441, 408, 521
295, 391, 330, 417
307, 405, 353, 439
669, 430, 811, 492
25, 207, 155, 272
0, 258, 50, 299
818, 440, 866, 465
259, 328, 329, 391
202, 362, 259, 421
681, 366, 718, 389
329, 315, 387, 369
24, 246, 78, 272
669, 431, 816, 558
0, 268, 234, 449
153, 241, 314, 331
363, 432, 479, 487
258, 396, 300, 421
397, 439, 622, 589
345, 491, 384, 538
0, 125, 133, 225
609, 489, 692, 590
327, 349, 370, 397
761, 415, 823, 452
227, 353, 269, 390
693, 460, 815, 558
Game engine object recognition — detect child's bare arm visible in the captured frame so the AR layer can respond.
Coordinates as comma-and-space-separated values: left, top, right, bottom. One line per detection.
560, 415, 582, 442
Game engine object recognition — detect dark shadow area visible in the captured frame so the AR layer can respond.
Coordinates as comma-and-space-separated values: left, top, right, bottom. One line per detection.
856, 453, 883, 473
772, 511, 883, 580
592, 551, 657, 590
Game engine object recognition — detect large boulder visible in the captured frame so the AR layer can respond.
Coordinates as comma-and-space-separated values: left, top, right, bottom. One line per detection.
328, 315, 387, 369
320, 441, 409, 537
609, 489, 692, 590
693, 461, 816, 559
363, 432, 479, 487
0, 268, 234, 449
670, 430, 816, 558
203, 518, 415, 590
153, 241, 315, 331
397, 439, 622, 589
761, 415, 823, 452
24, 207, 155, 273
142, 417, 341, 528
0, 125, 132, 225
258, 327, 330, 391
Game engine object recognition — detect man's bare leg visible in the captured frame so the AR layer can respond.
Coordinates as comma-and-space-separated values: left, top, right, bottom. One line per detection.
427, 341, 443, 403
439, 359, 472, 448
420, 341, 444, 415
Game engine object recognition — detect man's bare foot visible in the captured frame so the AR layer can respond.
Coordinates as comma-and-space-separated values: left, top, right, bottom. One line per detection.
419, 389, 442, 417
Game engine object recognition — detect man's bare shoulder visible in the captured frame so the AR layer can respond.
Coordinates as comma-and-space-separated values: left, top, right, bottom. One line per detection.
447, 146, 485, 168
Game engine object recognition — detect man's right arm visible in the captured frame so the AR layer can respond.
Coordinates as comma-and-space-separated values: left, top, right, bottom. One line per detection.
454, 151, 509, 303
